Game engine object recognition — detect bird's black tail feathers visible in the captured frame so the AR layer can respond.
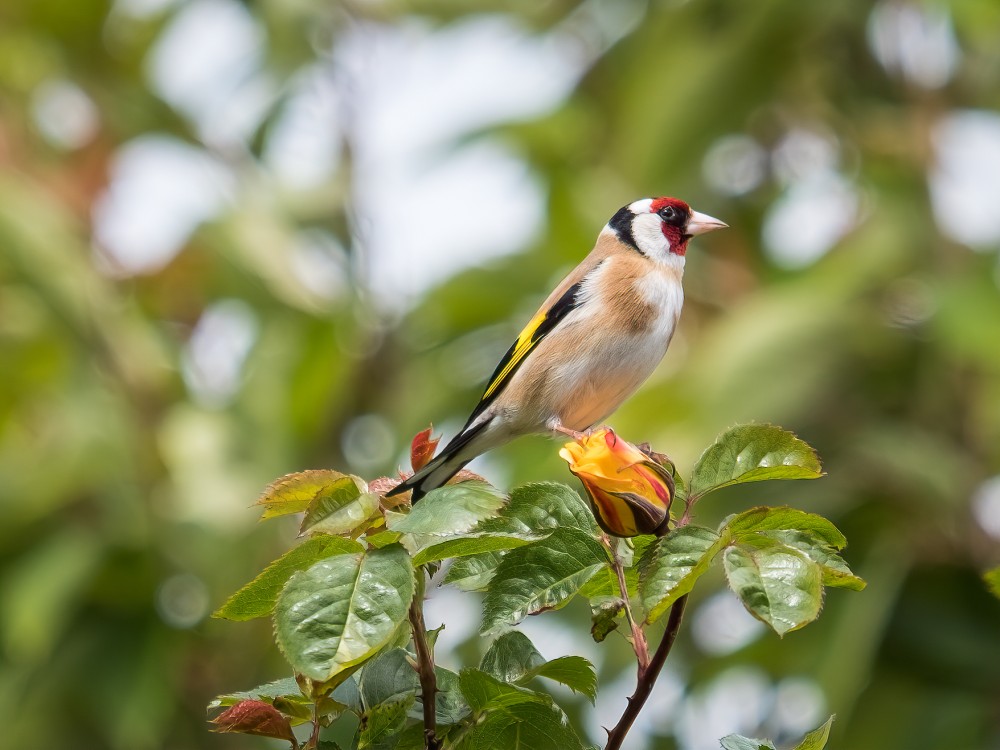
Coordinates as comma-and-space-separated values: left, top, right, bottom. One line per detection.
386, 418, 490, 503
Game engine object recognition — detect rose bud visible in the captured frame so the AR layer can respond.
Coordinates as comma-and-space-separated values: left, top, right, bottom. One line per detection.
559, 428, 674, 537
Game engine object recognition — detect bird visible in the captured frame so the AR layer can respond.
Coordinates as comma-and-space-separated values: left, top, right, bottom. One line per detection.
387, 196, 727, 503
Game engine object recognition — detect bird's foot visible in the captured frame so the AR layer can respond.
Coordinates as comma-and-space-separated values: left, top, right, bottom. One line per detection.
550, 422, 590, 442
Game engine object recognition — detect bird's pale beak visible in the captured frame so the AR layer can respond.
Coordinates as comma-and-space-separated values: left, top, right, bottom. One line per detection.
686, 210, 728, 236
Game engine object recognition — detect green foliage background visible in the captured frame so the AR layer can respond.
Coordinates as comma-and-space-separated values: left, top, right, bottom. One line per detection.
1, 0, 999, 748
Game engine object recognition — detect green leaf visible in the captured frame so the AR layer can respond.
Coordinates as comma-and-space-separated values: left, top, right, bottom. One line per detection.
357, 697, 414, 750
213, 536, 365, 621
481, 631, 545, 682
458, 669, 549, 712
721, 508, 865, 592
578, 535, 655, 606
984, 567, 1000, 599
719, 734, 776, 750
723, 538, 823, 636
690, 424, 822, 500
480, 632, 596, 702
725, 507, 845, 548
590, 598, 623, 642
483, 482, 598, 537
481, 528, 607, 636
209, 676, 304, 710
452, 700, 585, 750
520, 656, 597, 703
359, 648, 418, 709
442, 551, 506, 592
412, 534, 531, 566
256, 469, 348, 519
793, 715, 835, 750
577, 567, 624, 604
427, 483, 597, 573
299, 475, 380, 536
388, 481, 506, 536
763, 530, 865, 591
639, 525, 728, 623
430, 665, 470, 725
274, 544, 416, 682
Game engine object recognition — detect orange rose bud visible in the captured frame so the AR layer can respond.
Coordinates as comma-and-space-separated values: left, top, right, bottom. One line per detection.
559, 428, 674, 537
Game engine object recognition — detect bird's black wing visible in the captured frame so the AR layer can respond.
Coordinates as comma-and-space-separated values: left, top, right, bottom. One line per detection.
462, 277, 585, 428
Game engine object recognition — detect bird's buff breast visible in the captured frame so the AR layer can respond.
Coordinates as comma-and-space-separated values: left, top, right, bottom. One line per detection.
510, 264, 683, 432
549, 324, 676, 430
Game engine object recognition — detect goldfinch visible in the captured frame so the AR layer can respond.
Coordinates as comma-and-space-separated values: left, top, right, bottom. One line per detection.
388, 197, 726, 502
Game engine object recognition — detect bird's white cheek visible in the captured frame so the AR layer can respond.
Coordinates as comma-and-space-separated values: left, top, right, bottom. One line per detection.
631, 213, 670, 258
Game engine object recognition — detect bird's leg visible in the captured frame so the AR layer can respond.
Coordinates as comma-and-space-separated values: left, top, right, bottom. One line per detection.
548, 418, 588, 442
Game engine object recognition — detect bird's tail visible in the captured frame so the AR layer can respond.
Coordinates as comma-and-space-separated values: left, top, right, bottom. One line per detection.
386, 419, 491, 503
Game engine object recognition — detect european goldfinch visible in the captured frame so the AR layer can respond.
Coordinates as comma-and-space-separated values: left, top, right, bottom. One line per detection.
388, 197, 726, 502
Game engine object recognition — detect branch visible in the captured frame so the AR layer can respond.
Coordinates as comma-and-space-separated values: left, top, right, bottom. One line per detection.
408, 572, 442, 750
604, 595, 689, 750
604, 536, 649, 672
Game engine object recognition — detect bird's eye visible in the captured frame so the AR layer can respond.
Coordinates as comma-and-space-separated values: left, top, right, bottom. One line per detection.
657, 206, 687, 227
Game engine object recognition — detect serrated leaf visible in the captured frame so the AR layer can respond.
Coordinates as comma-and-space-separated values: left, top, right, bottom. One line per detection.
442, 551, 506, 592
388, 481, 506, 535
793, 715, 835, 750
452, 699, 585, 750
429, 665, 470, 725
357, 649, 469, 726
299, 475, 380, 536
458, 669, 549, 712
210, 699, 296, 742
274, 544, 415, 682
214, 536, 364, 620
481, 631, 545, 682
359, 648, 419, 710
984, 567, 1000, 599
367, 530, 403, 548
639, 525, 728, 623
412, 534, 531, 566
256, 469, 348, 519
482, 482, 598, 537
520, 656, 597, 703
763, 530, 865, 591
725, 507, 845, 548
481, 528, 607, 636
719, 734, 776, 750
357, 696, 414, 750
723, 538, 823, 636
590, 599, 623, 642
209, 676, 304, 710
480, 632, 596, 702
690, 425, 822, 500
578, 537, 655, 606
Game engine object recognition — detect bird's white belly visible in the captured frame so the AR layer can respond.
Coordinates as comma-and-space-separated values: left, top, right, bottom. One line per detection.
552, 326, 675, 431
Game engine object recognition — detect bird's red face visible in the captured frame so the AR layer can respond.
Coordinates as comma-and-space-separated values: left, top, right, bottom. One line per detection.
649, 197, 694, 256
610, 196, 727, 262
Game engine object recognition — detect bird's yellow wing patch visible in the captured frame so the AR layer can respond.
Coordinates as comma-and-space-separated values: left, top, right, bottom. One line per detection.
463, 278, 586, 427
482, 309, 548, 400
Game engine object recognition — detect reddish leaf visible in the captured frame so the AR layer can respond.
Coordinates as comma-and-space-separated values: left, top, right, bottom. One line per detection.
211, 699, 296, 743
410, 427, 440, 472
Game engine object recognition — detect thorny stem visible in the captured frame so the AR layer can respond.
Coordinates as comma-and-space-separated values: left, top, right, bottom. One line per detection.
305, 700, 320, 749
679, 492, 699, 527
605, 594, 687, 750
604, 536, 649, 671
604, 595, 689, 750
409, 573, 442, 750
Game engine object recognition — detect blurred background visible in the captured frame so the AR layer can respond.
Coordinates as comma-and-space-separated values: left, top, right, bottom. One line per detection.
2, 0, 999, 748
